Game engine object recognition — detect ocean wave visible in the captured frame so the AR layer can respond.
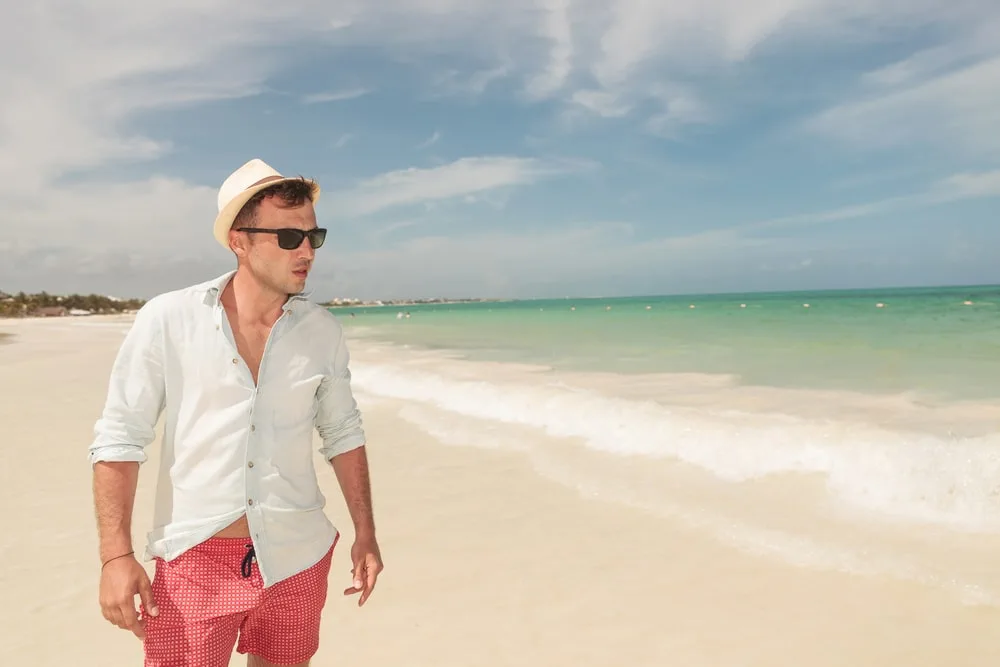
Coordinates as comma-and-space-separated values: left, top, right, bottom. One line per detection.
388, 402, 1000, 607
350, 356, 1000, 534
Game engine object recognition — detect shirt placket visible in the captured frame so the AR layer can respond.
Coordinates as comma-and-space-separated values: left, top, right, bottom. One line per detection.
214, 298, 293, 582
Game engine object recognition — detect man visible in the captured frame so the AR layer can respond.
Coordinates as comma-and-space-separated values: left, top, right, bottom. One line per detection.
89, 158, 383, 667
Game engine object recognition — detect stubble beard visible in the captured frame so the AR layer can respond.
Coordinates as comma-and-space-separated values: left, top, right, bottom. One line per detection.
247, 255, 301, 298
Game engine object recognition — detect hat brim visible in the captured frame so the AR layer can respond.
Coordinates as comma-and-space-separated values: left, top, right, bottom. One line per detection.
212, 178, 322, 250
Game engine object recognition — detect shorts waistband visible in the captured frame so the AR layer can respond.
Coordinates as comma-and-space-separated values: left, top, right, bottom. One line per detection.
192, 536, 257, 555
189, 537, 258, 578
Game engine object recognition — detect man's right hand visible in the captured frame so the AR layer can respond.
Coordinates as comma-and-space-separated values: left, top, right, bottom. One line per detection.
99, 554, 158, 639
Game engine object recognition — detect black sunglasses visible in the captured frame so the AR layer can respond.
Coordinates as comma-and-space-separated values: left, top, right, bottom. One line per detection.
235, 227, 327, 250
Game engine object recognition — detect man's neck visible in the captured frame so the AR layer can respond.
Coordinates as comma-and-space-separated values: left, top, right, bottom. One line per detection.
224, 268, 288, 326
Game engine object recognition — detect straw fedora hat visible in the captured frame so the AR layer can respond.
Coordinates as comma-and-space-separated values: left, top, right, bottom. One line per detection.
212, 158, 321, 249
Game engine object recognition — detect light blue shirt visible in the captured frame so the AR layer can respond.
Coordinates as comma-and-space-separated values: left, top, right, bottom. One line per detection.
89, 270, 367, 587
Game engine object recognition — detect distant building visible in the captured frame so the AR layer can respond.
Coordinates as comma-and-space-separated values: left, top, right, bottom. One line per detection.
33, 306, 68, 317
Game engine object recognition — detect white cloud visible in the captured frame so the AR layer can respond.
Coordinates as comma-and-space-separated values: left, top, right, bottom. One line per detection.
861, 14, 1000, 88
0, 0, 346, 295
644, 85, 714, 137
546, 0, 1000, 146
415, 131, 442, 149
0, 1, 340, 195
2, 0, 996, 198
593, 0, 805, 88
320, 202, 1000, 300
806, 56, 1000, 157
570, 89, 632, 118
0, 177, 233, 297
2, 0, 993, 200
523, 0, 574, 99
745, 170, 1000, 232
322, 221, 766, 299
565, 80, 712, 138
301, 88, 372, 104
2, 177, 219, 256
427, 64, 513, 98
936, 170, 1000, 198
325, 155, 592, 217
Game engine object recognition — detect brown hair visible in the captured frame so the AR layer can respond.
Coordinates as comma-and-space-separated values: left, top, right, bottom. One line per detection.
232, 177, 317, 228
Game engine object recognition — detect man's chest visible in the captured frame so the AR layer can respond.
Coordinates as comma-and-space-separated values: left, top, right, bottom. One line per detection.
165, 312, 326, 412
231, 324, 271, 385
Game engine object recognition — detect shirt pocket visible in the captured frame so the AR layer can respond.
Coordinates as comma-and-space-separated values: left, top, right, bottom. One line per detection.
266, 373, 323, 478
269, 373, 323, 430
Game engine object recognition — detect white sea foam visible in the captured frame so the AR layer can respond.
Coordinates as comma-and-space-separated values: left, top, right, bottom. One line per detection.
395, 402, 1000, 608
351, 358, 1000, 534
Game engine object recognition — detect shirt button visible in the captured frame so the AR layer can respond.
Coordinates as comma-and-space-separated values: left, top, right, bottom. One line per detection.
250, 424, 256, 432
232, 358, 238, 364
248, 498, 254, 506
248, 461, 254, 468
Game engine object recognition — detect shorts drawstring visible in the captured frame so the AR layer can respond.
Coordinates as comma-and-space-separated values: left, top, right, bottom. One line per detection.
241, 544, 255, 578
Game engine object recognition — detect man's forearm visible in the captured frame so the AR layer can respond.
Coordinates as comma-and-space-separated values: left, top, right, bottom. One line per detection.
93, 461, 140, 562
330, 445, 376, 539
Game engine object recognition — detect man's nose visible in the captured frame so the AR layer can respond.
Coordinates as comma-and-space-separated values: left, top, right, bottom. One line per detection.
295, 238, 315, 260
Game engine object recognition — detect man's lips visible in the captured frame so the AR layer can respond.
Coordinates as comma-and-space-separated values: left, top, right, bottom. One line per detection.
292, 268, 309, 278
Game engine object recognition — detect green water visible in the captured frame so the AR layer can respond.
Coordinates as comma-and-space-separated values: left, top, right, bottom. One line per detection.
332, 284, 1000, 401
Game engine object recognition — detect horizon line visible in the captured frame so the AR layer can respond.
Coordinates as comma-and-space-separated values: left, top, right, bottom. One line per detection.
323, 280, 1000, 307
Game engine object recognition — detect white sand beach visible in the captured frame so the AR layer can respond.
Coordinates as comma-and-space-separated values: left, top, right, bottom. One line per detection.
2, 315, 998, 666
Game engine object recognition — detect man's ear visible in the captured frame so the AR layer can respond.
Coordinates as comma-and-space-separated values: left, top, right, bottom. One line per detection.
229, 228, 249, 257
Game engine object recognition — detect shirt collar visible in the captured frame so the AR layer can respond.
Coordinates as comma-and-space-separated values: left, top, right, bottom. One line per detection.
201, 270, 313, 312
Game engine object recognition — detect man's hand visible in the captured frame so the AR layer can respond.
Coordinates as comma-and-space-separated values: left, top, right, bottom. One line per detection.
344, 535, 383, 606
329, 445, 381, 606
99, 554, 158, 639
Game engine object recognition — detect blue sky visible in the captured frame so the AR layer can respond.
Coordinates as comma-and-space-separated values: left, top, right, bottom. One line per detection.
0, 0, 998, 300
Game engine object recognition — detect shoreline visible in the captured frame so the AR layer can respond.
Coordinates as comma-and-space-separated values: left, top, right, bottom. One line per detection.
343, 335, 1000, 438
343, 336, 1000, 584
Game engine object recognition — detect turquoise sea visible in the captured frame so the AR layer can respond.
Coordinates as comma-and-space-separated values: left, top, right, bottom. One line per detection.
333, 284, 1000, 402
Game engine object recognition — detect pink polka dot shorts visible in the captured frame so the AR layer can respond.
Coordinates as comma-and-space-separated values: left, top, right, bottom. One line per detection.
140, 535, 337, 666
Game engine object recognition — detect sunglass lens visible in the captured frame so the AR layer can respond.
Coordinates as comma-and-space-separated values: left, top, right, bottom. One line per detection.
309, 229, 327, 249
276, 230, 303, 249
274, 228, 327, 250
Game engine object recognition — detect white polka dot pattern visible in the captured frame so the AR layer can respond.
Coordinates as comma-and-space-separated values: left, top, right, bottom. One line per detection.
140, 535, 337, 666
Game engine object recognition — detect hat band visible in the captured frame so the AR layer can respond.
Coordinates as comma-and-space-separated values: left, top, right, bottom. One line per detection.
249, 175, 285, 188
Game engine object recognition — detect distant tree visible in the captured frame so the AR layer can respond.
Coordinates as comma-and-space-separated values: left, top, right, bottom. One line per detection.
0, 289, 145, 318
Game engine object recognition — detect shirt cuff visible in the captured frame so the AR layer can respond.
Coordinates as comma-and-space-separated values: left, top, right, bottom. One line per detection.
319, 433, 367, 461
88, 444, 148, 465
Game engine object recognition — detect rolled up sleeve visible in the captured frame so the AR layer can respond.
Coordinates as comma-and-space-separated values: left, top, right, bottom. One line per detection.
315, 328, 366, 460
89, 299, 166, 465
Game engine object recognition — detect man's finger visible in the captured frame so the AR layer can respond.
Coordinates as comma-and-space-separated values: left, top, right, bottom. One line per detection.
103, 606, 123, 628
118, 600, 144, 638
344, 562, 363, 596
352, 561, 364, 592
360, 560, 379, 606
138, 574, 159, 618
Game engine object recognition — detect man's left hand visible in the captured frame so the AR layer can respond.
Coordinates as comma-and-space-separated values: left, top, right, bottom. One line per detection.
344, 535, 383, 606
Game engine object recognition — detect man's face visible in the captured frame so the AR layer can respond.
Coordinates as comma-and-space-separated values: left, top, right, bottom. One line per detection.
234, 195, 318, 296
